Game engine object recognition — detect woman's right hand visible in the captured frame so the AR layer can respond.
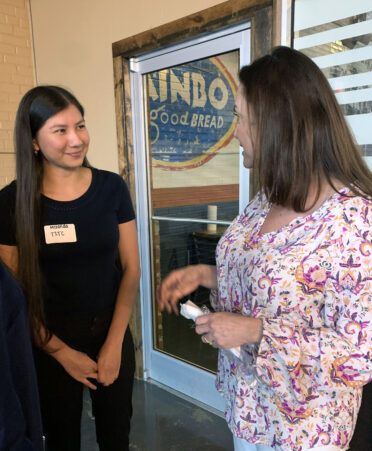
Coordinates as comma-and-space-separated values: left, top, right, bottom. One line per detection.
53, 346, 98, 390
157, 264, 217, 314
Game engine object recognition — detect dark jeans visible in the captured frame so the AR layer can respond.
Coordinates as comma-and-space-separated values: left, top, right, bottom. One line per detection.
349, 382, 372, 450
33, 310, 135, 451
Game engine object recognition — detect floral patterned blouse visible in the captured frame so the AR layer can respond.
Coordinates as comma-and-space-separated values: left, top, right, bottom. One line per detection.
211, 189, 372, 450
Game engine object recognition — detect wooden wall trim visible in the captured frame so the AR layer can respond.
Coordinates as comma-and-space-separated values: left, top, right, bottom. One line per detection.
273, 0, 282, 46
113, 0, 271, 58
113, 56, 143, 377
249, 4, 273, 199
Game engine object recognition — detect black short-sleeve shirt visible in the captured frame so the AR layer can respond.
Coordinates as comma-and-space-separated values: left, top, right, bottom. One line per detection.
0, 168, 135, 316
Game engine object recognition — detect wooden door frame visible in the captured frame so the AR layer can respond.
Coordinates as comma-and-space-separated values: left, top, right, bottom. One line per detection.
112, 0, 278, 378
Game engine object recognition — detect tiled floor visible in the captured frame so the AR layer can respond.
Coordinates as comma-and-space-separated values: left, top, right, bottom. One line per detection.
81, 379, 234, 451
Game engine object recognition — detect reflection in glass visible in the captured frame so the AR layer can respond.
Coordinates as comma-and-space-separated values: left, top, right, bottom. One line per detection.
145, 51, 240, 372
293, 2, 372, 168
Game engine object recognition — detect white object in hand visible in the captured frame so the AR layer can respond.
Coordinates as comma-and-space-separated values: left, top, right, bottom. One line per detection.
180, 300, 241, 358
180, 300, 205, 321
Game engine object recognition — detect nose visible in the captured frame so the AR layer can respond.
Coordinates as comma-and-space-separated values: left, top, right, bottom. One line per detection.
68, 130, 83, 147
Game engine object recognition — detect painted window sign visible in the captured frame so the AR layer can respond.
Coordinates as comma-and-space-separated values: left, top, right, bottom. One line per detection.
148, 56, 237, 170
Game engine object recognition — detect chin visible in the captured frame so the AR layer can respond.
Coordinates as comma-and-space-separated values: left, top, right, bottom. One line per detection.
243, 159, 253, 169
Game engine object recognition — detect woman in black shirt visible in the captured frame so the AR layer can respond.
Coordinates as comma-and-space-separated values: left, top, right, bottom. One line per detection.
0, 86, 140, 451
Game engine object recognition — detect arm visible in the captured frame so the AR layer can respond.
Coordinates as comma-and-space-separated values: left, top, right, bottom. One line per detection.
96, 220, 140, 386
255, 237, 372, 405
157, 264, 217, 314
158, 265, 262, 347
42, 329, 99, 390
203, 200, 371, 405
0, 278, 35, 450
0, 244, 18, 274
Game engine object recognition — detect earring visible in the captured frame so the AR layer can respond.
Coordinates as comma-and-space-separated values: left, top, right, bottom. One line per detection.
32, 139, 39, 156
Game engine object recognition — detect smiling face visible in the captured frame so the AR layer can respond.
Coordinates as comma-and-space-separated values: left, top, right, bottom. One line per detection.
33, 104, 89, 171
234, 84, 256, 169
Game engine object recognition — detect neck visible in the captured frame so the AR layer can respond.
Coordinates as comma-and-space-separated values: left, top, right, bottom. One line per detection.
41, 164, 90, 200
43, 163, 82, 182
305, 178, 344, 210
274, 178, 343, 214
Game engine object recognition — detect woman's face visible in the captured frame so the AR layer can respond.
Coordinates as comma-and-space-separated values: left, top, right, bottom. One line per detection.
33, 104, 90, 171
234, 84, 255, 169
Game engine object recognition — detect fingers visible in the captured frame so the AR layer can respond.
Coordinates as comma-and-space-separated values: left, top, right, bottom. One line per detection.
83, 377, 98, 390
88, 370, 98, 380
201, 335, 212, 345
169, 296, 180, 315
156, 282, 170, 312
157, 279, 181, 314
197, 317, 213, 344
195, 315, 209, 326
157, 267, 199, 314
201, 334, 217, 348
195, 314, 210, 335
195, 323, 208, 335
160, 292, 178, 314
83, 365, 98, 389
84, 369, 118, 389
96, 360, 119, 386
102, 377, 117, 387
196, 315, 218, 347
97, 378, 111, 387
97, 372, 118, 387
86, 362, 98, 378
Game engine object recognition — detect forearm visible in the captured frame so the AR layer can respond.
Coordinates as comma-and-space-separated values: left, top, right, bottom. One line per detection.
104, 265, 140, 347
0, 244, 18, 274
38, 325, 70, 359
197, 264, 218, 290
39, 325, 98, 389
255, 316, 372, 404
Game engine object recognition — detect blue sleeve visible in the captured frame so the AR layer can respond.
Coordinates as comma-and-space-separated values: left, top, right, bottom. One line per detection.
0, 183, 17, 246
0, 292, 34, 450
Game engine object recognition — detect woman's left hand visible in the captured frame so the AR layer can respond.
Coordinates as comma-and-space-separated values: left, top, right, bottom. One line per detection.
97, 341, 122, 387
195, 312, 262, 348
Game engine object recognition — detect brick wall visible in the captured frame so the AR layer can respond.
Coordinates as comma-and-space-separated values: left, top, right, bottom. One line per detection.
0, 0, 34, 188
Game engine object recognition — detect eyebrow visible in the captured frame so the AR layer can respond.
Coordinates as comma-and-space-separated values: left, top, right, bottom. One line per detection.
49, 119, 85, 129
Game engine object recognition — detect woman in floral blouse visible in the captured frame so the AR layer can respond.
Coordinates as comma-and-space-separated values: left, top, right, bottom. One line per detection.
157, 46, 372, 451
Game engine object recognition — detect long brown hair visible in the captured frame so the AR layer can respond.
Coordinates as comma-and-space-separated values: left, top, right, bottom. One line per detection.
239, 46, 372, 211
14, 85, 88, 345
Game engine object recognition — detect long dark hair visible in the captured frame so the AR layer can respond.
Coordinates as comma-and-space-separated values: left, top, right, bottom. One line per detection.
239, 46, 372, 211
14, 85, 88, 345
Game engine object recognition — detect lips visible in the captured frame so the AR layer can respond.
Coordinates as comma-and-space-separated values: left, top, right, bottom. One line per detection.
67, 150, 83, 158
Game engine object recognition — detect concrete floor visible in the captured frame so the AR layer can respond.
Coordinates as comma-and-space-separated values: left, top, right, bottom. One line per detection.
81, 379, 233, 451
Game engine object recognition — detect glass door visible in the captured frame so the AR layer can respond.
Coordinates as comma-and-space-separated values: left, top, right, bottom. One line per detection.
131, 25, 250, 410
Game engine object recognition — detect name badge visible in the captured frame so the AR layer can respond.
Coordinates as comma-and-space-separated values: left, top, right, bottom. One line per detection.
44, 224, 77, 244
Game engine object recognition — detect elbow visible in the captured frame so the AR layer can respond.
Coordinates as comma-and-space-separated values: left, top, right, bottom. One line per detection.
130, 263, 141, 287
121, 262, 141, 286
135, 265, 141, 284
